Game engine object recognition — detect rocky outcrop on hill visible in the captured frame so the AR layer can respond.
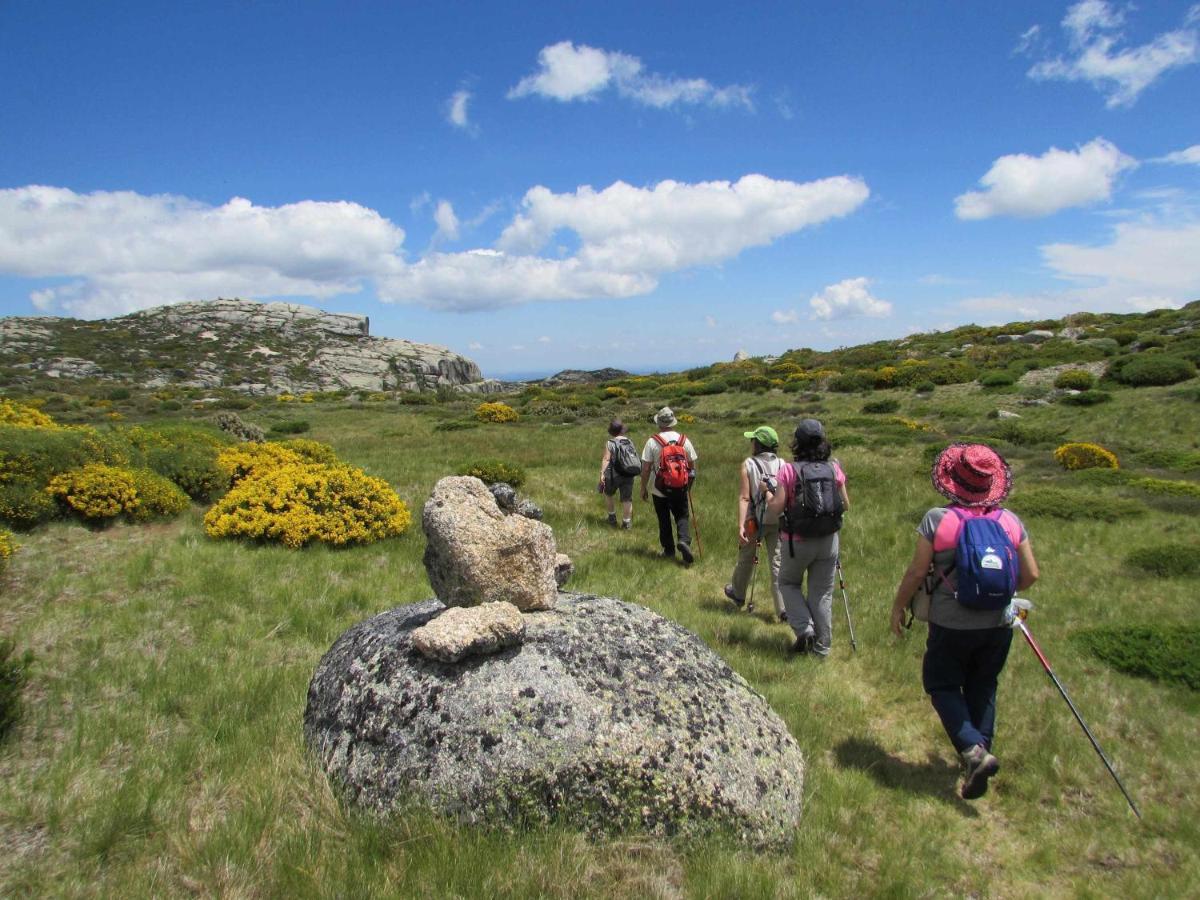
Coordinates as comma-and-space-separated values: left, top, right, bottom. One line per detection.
0, 298, 500, 395
541, 368, 630, 387
304, 592, 805, 846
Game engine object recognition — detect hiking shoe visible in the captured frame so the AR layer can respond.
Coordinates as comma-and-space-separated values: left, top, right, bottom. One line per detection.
677, 542, 694, 565
621, 519, 632, 530
723, 584, 745, 608
657, 549, 676, 559
606, 514, 618, 527
778, 612, 788, 624
745, 601, 755, 613
791, 635, 810, 654
960, 744, 1000, 800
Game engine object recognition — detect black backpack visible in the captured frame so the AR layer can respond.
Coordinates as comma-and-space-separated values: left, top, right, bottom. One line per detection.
610, 437, 642, 478
782, 461, 844, 543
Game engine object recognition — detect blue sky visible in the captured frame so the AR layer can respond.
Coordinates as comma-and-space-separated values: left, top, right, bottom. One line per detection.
1, 1, 1198, 379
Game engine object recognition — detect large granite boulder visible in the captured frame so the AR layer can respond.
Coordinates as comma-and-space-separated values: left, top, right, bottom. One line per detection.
422, 476, 558, 611
304, 592, 805, 846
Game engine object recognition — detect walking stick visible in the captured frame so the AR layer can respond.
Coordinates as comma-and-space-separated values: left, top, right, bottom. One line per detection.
1010, 601, 1141, 819
835, 557, 858, 652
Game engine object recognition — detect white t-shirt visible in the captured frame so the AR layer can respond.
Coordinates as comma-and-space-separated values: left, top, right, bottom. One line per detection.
641, 430, 698, 498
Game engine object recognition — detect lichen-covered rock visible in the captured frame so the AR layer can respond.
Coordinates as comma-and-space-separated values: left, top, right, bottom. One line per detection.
423, 476, 557, 611
411, 602, 525, 663
554, 553, 573, 588
304, 592, 805, 846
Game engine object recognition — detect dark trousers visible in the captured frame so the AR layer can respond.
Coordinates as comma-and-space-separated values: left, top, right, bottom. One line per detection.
652, 491, 691, 553
922, 623, 1013, 753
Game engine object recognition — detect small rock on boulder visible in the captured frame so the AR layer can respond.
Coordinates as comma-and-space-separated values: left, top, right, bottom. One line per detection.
423, 476, 558, 611
304, 592, 806, 846
411, 602, 525, 663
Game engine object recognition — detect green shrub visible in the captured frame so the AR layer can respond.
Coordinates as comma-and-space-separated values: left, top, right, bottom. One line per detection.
1130, 449, 1200, 473
0, 479, 60, 529
433, 420, 480, 432
0, 638, 33, 742
1127, 477, 1200, 499
1113, 355, 1196, 387
269, 420, 311, 435
979, 371, 1016, 388
0, 424, 114, 485
1108, 329, 1138, 346
106, 387, 132, 401
1067, 467, 1132, 487
127, 468, 191, 521
1008, 488, 1144, 521
1053, 369, 1096, 391
1076, 626, 1200, 690
159, 400, 183, 412
862, 398, 900, 414
1125, 543, 1200, 577
145, 445, 228, 502
215, 397, 255, 410
399, 393, 436, 406
828, 371, 875, 393
913, 381, 936, 394
458, 459, 526, 488
1059, 390, 1112, 406
986, 421, 1062, 447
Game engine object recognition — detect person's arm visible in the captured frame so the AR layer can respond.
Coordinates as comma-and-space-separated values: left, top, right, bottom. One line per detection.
838, 483, 850, 511
598, 443, 612, 490
890, 536, 934, 637
639, 459, 652, 501
1016, 537, 1039, 591
764, 474, 786, 518
736, 464, 751, 546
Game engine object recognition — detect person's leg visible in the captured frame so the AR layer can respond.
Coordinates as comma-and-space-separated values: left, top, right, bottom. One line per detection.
618, 479, 634, 527
604, 486, 617, 520
763, 524, 785, 619
922, 624, 988, 753
779, 538, 814, 641
806, 535, 838, 656
729, 537, 757, 601
667, 490, 692, 562
963, 628, 1014, 750
652, 495, 674, 554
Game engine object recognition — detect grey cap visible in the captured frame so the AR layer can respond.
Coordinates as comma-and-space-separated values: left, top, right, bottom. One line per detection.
794, 418, 825, 440
655, 406, 677, 428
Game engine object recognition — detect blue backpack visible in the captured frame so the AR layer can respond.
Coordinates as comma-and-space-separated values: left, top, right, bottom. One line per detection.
944, 508, 1019, 610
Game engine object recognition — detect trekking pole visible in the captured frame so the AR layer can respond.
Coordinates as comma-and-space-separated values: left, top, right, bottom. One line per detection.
835, 557, 858, 652
687, 488, 703, 559
1009, 600, 1141, 819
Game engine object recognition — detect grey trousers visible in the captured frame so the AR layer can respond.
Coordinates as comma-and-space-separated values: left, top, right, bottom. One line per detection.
729, 521, 784, 616
779, 531, 839, 656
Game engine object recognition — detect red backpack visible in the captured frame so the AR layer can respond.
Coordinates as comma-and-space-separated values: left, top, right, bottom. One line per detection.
652, 433, 692, 492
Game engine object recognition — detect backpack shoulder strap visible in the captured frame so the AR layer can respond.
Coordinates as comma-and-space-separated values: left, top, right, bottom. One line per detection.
676, 433, 686, 447
652, 433, 668, 448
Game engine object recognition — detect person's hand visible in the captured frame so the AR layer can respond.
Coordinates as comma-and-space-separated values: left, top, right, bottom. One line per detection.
597, 479, 605, 494
738, 523, 749, 546
889, 604, 907, 638
640, 484, 649, 501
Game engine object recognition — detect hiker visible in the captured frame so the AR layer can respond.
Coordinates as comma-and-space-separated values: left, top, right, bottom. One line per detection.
888, 443, 1040, 800
639, 407, 698, 564
598, 418, 637, 529
724, 425, 785, 619
762, 418, 849, 656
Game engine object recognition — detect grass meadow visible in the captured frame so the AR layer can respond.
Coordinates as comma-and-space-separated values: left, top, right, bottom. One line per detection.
1, 380, 1198, 898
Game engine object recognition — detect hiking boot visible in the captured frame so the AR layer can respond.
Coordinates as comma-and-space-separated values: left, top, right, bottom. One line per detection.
676, 541, 694, 565
606, 513, 618, 527
960, 744, 1000, 800
791, 630, 815, 654
657, 549, 676, 560
778, 612, 788, 624
723, 584, 745, 608
621, 519, 632, 530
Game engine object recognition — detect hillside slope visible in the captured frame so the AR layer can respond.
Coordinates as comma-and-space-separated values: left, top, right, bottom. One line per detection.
0, 298, 500, 395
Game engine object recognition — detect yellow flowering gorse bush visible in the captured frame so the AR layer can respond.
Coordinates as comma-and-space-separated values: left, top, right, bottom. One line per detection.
0, 528, 15, 575
203, 462, 411, 549
46, 464, 139, 521
476, 402, 519, 423
216, 442, 307, 485
276, 439, 339, 465
1054, 442, 1120, 471
0, 400, 58, 429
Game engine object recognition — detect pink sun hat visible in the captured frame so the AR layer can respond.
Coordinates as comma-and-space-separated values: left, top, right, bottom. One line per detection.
931, 443, 1013, 508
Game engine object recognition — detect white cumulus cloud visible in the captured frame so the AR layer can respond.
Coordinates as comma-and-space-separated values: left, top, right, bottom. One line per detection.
808, 277, 892, 321
1028, 1, 1199, 107
0, 186, 405, 318
508, 41, 753, 110
1, 174, 869, 316
446, 89, 474, 131
955, 138, 1135, 220
770, 309, 799, 324
432, 200, 460, 243
1157, 144, 1200, 165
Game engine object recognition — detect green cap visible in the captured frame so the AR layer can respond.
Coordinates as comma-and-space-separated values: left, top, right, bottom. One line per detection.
743, 426, 779, 449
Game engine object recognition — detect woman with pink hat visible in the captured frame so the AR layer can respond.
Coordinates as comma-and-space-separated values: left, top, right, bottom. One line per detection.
889, 443, 1040, 801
